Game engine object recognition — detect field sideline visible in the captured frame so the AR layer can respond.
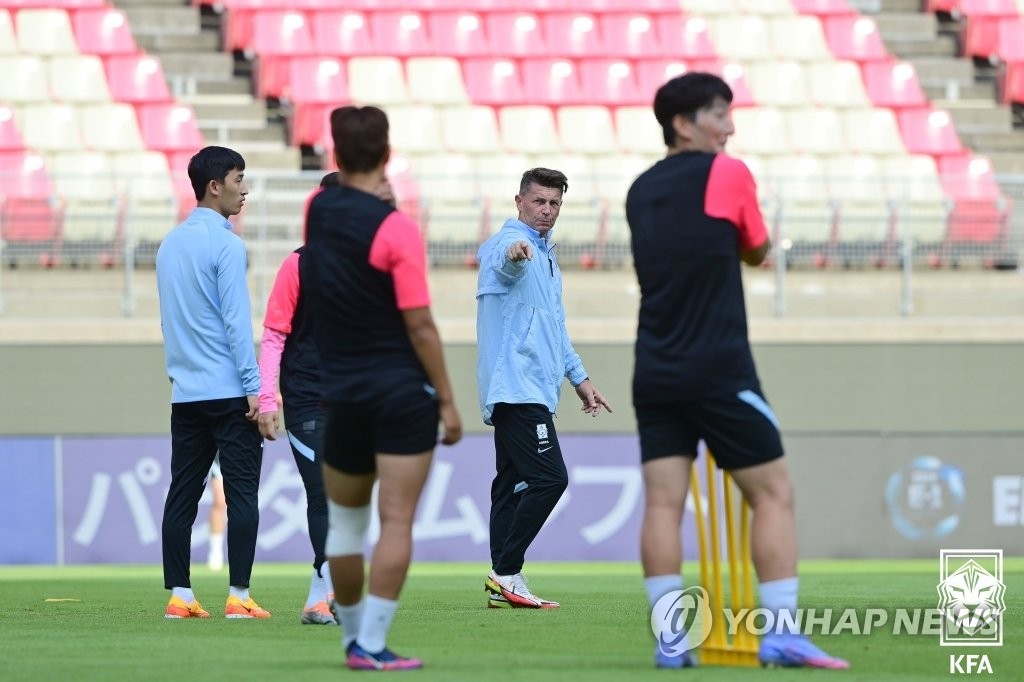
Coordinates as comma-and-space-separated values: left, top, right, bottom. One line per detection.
1, 560, 1020, 681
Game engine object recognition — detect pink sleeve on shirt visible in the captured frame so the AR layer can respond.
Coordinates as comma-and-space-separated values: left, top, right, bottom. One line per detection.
263, 252, 301, 333
258, 327, 286, 414
368, 211, 431, 310
705, 154, 769, 251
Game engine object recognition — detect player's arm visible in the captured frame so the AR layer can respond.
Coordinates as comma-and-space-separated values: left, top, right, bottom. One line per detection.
740, 238, 771, 267
216, 237, 259, 418
706, 155, 771, 267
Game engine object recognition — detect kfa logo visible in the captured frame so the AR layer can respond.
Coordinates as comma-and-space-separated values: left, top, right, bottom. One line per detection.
938, 549, 1005, 675
949, 655, 993, 675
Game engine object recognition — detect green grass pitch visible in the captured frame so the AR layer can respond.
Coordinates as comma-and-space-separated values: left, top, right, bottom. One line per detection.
1, 560, 1021, 681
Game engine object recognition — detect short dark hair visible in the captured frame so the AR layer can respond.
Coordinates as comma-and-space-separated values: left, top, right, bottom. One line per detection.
319, 171, 341, 188
330, 106, 389, 173
653, 72, 733, 146
187, 146, 245, 201
519, 168, 568, 196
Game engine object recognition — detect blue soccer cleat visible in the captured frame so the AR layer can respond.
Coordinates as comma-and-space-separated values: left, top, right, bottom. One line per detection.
346, 642, 424, 671
759, 635, 850, 669
655, 645, 698, 669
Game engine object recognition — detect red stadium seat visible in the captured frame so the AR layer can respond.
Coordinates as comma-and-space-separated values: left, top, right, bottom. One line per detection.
996, 18, 1024, 61
136, 103, 204, 153
939, 154, 1002, 200
897, 108, 963, 156
286, 56, 348, 147
823, 16, 890, 62
0, 151, 60, 260
925, 0, 959, 13
461, 58, 525, 106
0, 105, 23, 150
520, 58, 584, 105
541, 13, 604, 58
790, 0, 855, 16
72, 8, 138, 56
598, 13, 663, 59
310, 10, 376, 57
104, 54, 172, 104
939, 154, 1006, 245
578, 59, 646, 106
369, 11, 434, 57
862, 60, 928, 109
655, 15, 717, 60
1003, 60, 1024, 103
964, 17, 1002, 60
428, 11, 490, 57
959, 0, 1018, 18
635, 59, 689, 101
484, 12, 546, 58
250, 10, 314, 98
693, 60, 757, 108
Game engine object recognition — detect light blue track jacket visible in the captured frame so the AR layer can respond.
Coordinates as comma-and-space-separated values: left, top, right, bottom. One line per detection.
476, 219, 588, 425
156, 207, 259, 403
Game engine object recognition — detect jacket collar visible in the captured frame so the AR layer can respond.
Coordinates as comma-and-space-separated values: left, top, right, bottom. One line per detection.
504, 218, 554, 245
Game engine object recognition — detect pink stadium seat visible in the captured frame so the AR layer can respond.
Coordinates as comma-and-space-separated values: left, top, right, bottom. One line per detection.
862, 60, 928, 109
823, 16, 890, 62
578, 59, 646, 106
790, 0, 855, 16
369, 11, 434, 57
0, 151, 60, 259
72, 8, 137, 56
939, 154, 1005, 245
691, 60, 757, 108
104, 54, 172, 104
310, 10, 376, 57
996, 18, 1024, 61
0, 106, 22, 150
163, 150, 197, 220
287, 56, 348, 146
1003, 61, 1024, 103
136, 103, 204, 153
520, 58, 584, 105
484, 12, 546, 58
428, 11, 490, 57
925, 0, 959, 12
250, 10, 314, 98
635, 59, 689, 100
655, 15, 717, 60
541, 13, 604, 58
939, 154, 1002, 200
897, 108, 963, 156
461, 58, 525, 106
959, 0, 1019, 17
964, 17, 1003, 60
598, 14, 663, 59
0, 0, 104, 7
567, 0, 681, 10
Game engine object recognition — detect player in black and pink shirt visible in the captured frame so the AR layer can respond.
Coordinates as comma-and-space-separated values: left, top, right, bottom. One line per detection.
626, 73, 849, 671
302, 105, 462, 672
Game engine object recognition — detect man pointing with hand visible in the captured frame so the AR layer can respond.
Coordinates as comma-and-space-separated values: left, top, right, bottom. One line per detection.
476, 167, 612, 610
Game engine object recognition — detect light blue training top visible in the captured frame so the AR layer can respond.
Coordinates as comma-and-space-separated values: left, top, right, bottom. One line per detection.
156, 207, 259, 403
476, 218, 588, 425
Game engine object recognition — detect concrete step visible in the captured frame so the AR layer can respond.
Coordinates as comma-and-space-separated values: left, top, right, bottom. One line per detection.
200, 123, 287, 145
135, 31, 220, 52
984, 151, 1024, 174
934, 99, 1013, 132
196, 77, 253, 96
158, 51, 234, 82
875, 12, 938, 41
121, 7, 199, 36
883, 35, 958, 59
229, 144, 302, 171
907, 57, 976, 86
960, 131, 1024, 152
924, 81, 996, 101
870, 0, 919, 13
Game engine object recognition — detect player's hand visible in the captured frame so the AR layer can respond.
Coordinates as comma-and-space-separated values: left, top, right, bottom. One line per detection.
258, 410, 280, 440
245, 395, 259, 422
439, 401, 463, 445
575, 379, 613, 417
507, 241, 533, 263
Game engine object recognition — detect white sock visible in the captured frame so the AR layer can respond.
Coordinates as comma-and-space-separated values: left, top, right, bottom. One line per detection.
759, 577, 799, 637
171, 587, 195, 602
306, 568, 329, 608
645, 574, 683, 610
229, 586, 250, 601
320, 564, 334, 597
209, 532, 224, 551
357, 594, 398, 653
336, 600, 364, 650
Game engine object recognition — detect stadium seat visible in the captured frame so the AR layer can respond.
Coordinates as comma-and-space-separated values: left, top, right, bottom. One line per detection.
883, 154, 949, 247
484, 12, 546, 58
897, 108, 963, 156
461, 58, 526, 106
599, 13, 663, 59
825, 154, 893, 245
80, 103, 145, 152
0, 9, 16, 54
823, 16, 890, 62
427, 11, 490, 58
520, 58, 585, 106
0, 151, 61, 263
498, 106, 561, 154
768, 154, 835, 248
842, 108, 907, 155
556, 106, 618, 155
654, 15, 718, 60
634, 59, 689, 101
531, 153, 602, 257
696, 61, 758, 108
729, 108, 791, 156
409, 152, 485, 266
938, 154, 1006, 246
103, 54, 172, 104
614, 106, 665, 154
387, 105, 444, 155
310, 10, 376, 57
369, 11, 434, 57
679, 0, 739, 14
790, 0, 856, 16
136, 103, 204, 153
939, 154, 1002, 200
348, 57, 410, 104
72, 7, 137, 56
0, 106, 23, 151
49, 151, 120, 255
744, 61, 810, 108
770, 15, 833, 61
786, 108, 847, 155
959, 0, 1019, 18
862, 60, 928, 109
19, 103, 82, 152
110, 150, 177, 246
406, 57, 469, 105
807, 60, 871, 107
286, 57, 348, 147
736, 0, 796, 13
0, 55, 49, 104
48, 55, 111, 104
1003, 60, 1024, 103
578, 59, 645, 106
995, 17, 1024, 61
541, 12, 604, 58
16, 9, 78, 56
708, 15, 773, 61
441, 105, 502, 153
251, 11, 314, 99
